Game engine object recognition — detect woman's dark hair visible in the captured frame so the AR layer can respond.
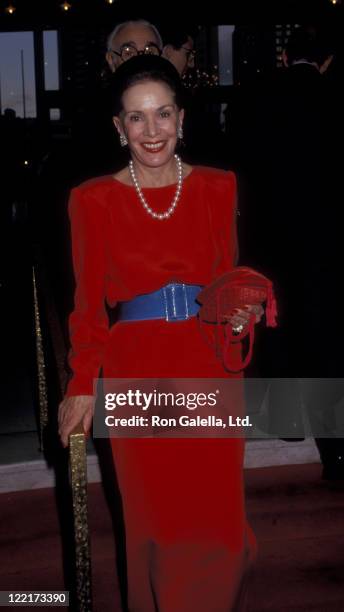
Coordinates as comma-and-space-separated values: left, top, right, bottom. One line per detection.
109, 55, 186, 116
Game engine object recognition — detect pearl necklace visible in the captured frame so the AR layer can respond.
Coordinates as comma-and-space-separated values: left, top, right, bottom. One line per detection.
128, 154, 183, 220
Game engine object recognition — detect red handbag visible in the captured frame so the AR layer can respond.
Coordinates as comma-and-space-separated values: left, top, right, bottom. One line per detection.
197, 266, 278, 372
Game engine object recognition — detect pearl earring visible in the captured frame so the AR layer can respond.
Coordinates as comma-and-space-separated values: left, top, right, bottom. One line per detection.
120, 134, 128, 147
177, 125, 184, 140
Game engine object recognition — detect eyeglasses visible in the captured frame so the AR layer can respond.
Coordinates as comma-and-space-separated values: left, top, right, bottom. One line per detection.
110, 43, 162, 61
181, 47, 196, 61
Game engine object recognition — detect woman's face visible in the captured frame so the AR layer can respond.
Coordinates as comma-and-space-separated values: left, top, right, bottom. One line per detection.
114, 80, 184, 169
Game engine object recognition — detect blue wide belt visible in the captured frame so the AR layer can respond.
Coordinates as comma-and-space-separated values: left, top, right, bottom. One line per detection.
117, 283, 202, 322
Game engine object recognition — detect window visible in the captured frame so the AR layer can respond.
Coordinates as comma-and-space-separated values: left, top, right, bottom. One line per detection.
218, 26, 235, 86
43, 30, 60, 91
0, 31, 36, 118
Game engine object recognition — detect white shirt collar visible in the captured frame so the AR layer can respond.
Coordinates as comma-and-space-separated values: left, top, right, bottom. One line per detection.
291, 60, 320, 71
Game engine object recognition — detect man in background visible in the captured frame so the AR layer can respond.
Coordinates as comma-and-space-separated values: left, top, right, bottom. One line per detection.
161, 28, 196, 76
106, 20, 163, 73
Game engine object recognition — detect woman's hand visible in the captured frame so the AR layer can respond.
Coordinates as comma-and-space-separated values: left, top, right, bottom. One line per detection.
58, 395, 95, 448
226, 304, 264, 332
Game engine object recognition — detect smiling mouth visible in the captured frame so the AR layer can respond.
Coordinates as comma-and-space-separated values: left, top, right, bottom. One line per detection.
141, 141, 166, 152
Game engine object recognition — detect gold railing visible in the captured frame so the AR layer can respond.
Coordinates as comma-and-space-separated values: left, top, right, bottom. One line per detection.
69, 423, 93, 612
33, 267, 49, 450
33, 262, 93, 611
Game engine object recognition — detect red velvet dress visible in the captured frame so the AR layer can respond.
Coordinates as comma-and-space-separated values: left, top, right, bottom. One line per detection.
66, 167, 256, 611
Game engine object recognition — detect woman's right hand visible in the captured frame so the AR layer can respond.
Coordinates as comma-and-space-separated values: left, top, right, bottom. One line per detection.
58, 395, 94, 448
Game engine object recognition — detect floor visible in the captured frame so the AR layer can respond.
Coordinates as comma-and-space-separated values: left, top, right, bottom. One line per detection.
1, 463, 344, 611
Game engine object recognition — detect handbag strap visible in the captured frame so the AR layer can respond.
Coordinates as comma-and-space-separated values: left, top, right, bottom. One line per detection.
223, 314, 256, 373
197, 312, 256, 373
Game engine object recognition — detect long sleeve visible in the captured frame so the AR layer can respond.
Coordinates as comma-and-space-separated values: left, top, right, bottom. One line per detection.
65, 186, 110, 396
208, 170, 239, 276
229, 171, 239, 266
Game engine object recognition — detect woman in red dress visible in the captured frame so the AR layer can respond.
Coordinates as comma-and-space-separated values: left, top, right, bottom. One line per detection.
59, 56, 259, 611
